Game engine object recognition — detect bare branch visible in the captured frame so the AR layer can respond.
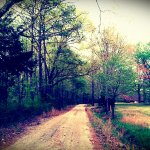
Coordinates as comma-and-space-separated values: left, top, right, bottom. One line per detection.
0, 0, 22, 18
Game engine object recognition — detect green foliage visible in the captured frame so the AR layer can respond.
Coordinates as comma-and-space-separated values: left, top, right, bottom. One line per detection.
0, 14, 34, 75
135, 43, 150, 103
0, 12, 34, 107
94, 28, 137, 104
135, 43, 150, 73
72, 77, 87, 91
98, 54, 136, 98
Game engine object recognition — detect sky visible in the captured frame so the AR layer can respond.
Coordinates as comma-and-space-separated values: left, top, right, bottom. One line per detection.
1, 0, 149, 45
71, 0, 150, 44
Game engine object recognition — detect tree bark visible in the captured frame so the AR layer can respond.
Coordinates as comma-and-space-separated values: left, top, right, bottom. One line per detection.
91, 79, 95, 106
110, 97, 116, 119
111, 105, 115, 119
137, 83, 141, 103
143, 79, 146, 103
43, 28, 48, 85
38, 11, 43, 96
17, 75, 22, 107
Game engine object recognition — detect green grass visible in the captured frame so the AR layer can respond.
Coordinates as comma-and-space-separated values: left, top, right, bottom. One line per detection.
116, 103, 150, 116
113, 115, 150, 150
114, 103, 150, 150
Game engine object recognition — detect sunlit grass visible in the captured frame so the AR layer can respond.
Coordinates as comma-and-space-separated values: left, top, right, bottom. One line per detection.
116, 103, 150, 128
114, 103, 150, 149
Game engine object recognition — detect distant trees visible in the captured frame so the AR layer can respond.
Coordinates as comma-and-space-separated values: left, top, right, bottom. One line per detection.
101, 28, 135, 118
82, 26, 149, 118
135, 43, 150, 103
86, 27, 136, 118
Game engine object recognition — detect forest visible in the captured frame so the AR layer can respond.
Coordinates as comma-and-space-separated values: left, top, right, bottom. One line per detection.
0, 0, 150, 150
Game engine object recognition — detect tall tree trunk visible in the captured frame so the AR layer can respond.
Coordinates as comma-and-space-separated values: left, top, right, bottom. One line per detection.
137, 83, 141, 103
25, 30, 29, 83
18, 75, 22, 107
91, 79, 95, 106
43, 39, 47, 84
91, 46, 95, 106
38, 12, 43, 96
143, 79, 146, 103
4, 72, 8, 109
30, 5, 35, 107
110, 97, 115, 119
111, 105, 115, 119
61, 81, 64, 108
42, 15, 48, 85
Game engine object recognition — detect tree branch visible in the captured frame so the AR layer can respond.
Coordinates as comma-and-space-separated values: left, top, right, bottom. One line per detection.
0, 0, 22, 18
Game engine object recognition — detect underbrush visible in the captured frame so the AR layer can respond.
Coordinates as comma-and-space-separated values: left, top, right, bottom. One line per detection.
0, 102, 52, 127
86, 107, 125, 150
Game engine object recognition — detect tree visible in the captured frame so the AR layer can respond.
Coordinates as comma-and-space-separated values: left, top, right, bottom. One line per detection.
78, 18, 99, 106
13, 1, 84, 98
0, 0, 96, 111
0, 13, 34, 108
103, 56, 135, 118
135, 43, 150, 103
96, 27, 136, 118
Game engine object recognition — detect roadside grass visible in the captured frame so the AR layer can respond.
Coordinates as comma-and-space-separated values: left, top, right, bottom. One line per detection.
86, 107, 125, 150
87, 103, 150, 150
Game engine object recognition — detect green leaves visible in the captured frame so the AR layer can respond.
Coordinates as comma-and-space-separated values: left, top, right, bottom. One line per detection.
135, 43, 150, 103
96, 28, 136, 98
135, 43, 150, 66
0, 14, 34, 75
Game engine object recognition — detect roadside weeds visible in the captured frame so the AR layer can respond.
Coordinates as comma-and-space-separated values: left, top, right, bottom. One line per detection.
86, 107, 126, 150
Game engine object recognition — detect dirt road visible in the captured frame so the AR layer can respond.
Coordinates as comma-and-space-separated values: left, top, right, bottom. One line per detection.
5, 105, 93, 150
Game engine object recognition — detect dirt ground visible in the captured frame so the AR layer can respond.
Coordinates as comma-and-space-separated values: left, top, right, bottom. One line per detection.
4, 105, 95, 150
